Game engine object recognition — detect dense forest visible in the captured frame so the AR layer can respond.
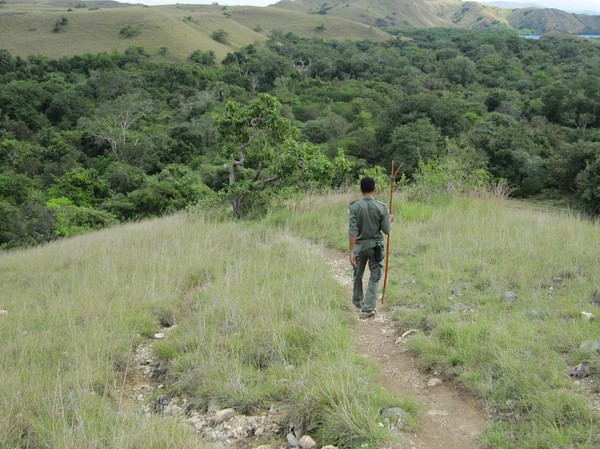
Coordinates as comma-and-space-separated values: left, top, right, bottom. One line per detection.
1, 29, 599, 249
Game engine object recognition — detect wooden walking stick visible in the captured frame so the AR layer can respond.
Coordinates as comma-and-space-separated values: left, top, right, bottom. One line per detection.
381, 161, 402, 305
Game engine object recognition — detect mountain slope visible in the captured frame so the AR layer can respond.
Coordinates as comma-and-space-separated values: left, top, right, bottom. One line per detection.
0, 3, 255, 60
0, 2, 389, 59
508, 7, 588, 33
272, 0, 600, 33
273, 0, 462, 28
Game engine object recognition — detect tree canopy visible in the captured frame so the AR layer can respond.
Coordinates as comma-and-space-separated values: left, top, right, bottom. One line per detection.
2, 28, 600, 248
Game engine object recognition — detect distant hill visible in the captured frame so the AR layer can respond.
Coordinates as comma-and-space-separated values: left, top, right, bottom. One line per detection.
273, 0, 462, 29
482, 1, 600, 15
273, 0, 600, 33
0, 1, 387, 60
1, 0, 599, 60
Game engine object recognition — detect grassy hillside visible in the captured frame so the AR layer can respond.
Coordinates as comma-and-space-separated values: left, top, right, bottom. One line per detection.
272, 0, 600, 33
2, 0, 598, 60
2, 186, 599, 447
0, 2, 249, 60
507, 7, 588, 33
273, 0, 461, 28
268, 193, 600, 449
452, 1, 510, 29
0, 1, 388, 60
230, 6, 389, 41
0, 212, 411, 448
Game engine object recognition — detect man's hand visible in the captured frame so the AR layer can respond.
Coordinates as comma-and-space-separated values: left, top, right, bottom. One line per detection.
349, 253, 357, 268
389, 214, 395, 223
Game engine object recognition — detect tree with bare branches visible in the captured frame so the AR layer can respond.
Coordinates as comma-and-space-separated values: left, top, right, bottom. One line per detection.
78, 94, 153, 161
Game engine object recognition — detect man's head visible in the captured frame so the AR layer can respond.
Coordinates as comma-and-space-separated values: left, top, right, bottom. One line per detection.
360, 177, 376, 194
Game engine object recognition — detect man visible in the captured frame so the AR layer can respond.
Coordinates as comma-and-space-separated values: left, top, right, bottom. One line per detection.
348, 177, 394, 317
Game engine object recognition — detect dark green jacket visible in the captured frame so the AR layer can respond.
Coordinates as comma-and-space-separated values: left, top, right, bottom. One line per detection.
348, 197, 391, 254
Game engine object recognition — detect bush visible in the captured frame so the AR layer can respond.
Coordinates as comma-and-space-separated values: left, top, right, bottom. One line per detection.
119, 25, 141, 39
46, 197, 117, 238
576, 156, 600, 216
188, 49, 216, 66
211, 29, 229, 44
52, 16, 68, 33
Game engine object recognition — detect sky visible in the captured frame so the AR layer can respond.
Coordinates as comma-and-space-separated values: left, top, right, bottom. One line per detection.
118, 0, 600, 14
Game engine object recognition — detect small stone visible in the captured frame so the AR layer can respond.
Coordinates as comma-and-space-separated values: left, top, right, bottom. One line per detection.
0, 309, 8, 318
155, 395, 170, 412
401, 329, 418, 338
381, 407, 407, 430
187, 414, 201, 424
255, 427, 265, 437
286, 432, 301, 448
503, 291, 517, 305
254, 446, 275, 449
579, 340, 600, 353
567, 362, 590, 379
451, 303, 471, 312
396, 329, 418, 344
268, 405, 278, 415
298, 435, 317, 449
153, 332, 165, 339
450, 289, 461, 297
581, 311, 595, 320
214, 408, 235, 424
381, 407, 406, 420
552, 276, 562, 282
427, 378, 443, 387
321, 446, 338, 449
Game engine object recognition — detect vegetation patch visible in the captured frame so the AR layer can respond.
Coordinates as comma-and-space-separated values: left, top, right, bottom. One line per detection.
272, 190, 600, 449
0, 213, 412, 448
119, 25, 141, 39
52, 16, 68, 33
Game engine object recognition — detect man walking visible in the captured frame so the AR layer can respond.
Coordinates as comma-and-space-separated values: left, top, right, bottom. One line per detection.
348, 177, 394, 317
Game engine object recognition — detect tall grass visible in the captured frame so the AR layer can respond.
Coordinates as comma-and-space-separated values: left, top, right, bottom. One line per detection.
0, 212, 409, 448
272, 192, 600, 448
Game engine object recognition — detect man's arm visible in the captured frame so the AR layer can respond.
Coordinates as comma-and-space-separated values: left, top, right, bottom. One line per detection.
381, 207, 392, 235
348, 205, 358, 267
348, 235, 357, 267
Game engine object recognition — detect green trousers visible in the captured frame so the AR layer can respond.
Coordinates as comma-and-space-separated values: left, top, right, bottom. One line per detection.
352, 247, 383, 313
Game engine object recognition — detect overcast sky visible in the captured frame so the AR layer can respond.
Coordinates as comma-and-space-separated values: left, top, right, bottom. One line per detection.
121, 0, 600, 14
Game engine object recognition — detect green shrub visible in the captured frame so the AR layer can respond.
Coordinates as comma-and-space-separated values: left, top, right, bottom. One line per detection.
211, 29, 229, 44
52, 16, 68, 33
119, 25, 141, 38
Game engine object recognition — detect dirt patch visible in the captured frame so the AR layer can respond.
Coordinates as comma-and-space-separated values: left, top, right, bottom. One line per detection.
322, 246, 488, 449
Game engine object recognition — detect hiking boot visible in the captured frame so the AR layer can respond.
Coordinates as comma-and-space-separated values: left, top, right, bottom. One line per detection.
360, 309, 377, 318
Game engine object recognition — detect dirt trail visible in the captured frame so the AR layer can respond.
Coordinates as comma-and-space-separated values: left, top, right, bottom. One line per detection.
322, 246, 488, 449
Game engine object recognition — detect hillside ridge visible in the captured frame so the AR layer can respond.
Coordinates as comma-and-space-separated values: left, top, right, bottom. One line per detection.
2, 0, 600, 61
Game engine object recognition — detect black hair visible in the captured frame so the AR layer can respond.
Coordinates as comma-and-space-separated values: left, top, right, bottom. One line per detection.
360, 177, 375, 193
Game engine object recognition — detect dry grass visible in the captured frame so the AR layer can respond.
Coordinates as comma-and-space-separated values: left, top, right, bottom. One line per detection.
0, 1, 389, 61
271, 192, 600, 448
0, 211, 411, 448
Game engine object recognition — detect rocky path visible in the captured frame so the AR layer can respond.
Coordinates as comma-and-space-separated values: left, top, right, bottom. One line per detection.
322, 246, 488, 449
